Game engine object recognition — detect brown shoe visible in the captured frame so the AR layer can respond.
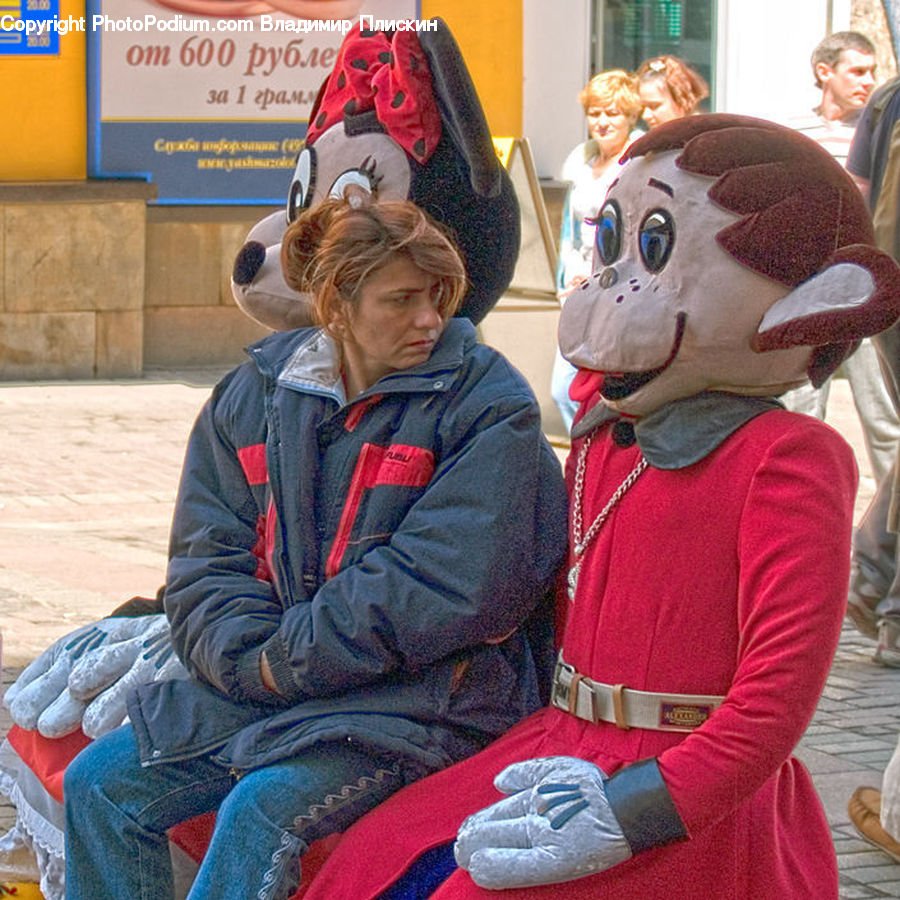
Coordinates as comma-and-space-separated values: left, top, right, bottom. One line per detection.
849, 786, 900, 863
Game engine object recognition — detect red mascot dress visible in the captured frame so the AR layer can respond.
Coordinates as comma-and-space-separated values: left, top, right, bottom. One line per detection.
300, 115, 900, 899
302, 392, 853, 900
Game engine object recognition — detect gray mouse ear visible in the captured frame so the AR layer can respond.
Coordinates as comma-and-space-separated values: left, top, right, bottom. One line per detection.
752, 245, 900, 387
754, 246, 900, 350
418, 18, 502, 198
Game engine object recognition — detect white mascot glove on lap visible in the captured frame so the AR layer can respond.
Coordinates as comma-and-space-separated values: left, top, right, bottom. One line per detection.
454, 756, 632, 889
5, 618, 151, 730
4, 615, 185, 739
71, 615, 188, 739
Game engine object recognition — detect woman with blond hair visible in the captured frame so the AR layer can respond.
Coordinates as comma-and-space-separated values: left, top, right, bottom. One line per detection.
636, 55, 709, 130
553, 70, 643, 431
62, 197, 567, 900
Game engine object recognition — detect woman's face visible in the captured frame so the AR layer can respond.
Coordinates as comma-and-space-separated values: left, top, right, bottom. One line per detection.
640, 78, 685, 130
585, 101, 633, 159
337, 254, 446, 391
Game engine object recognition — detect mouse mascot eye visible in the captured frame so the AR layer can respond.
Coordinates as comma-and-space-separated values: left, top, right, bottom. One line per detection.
286, 147, 316, 221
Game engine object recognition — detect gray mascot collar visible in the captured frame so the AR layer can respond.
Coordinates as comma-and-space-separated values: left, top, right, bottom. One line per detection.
572, 392, 783, 470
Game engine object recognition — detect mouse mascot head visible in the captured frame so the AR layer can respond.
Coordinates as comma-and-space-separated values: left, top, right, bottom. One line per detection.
559, 114, 900, 419
231, 19, 519, 330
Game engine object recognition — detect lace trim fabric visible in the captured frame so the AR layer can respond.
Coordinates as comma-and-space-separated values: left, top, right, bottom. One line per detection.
0, 738, 66, 900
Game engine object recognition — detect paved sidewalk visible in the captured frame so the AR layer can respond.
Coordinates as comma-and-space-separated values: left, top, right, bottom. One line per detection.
0, 371, 896, 897
0, 369, 226, 668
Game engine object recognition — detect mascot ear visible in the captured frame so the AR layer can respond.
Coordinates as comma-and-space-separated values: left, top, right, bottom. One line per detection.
752, 245, 900, 385
419, 19, 502, 198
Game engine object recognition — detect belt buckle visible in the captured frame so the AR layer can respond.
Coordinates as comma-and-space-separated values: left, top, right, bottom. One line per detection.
551, 658, 575, 711
658, 702, 715, 732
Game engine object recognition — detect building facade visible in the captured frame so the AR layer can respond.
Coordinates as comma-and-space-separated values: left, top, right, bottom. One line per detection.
524, 0, 896, 179
0, 0, 895, 386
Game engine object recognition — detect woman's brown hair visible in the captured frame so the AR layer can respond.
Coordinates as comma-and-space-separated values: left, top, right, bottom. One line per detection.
281, 197, 467, 337
636, 56, 709, 116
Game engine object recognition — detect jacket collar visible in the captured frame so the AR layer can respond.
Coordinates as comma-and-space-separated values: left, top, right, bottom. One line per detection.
572, 391, 784, 469
248, 318, 474, 405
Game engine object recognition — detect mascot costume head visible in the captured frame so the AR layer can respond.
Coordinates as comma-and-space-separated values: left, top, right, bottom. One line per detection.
560, 114, 900, 421
231, 19, 519, 331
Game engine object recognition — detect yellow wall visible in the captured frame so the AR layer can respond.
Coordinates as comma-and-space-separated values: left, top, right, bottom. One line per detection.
0, 0, 87, 180
0, 0, 518, 182
421, 0, 522, 138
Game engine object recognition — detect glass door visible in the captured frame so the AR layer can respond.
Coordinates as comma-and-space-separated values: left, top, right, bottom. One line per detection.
592, 0, 716, 110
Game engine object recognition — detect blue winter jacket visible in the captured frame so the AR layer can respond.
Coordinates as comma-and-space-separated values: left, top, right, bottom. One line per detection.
128, 319, 568, 776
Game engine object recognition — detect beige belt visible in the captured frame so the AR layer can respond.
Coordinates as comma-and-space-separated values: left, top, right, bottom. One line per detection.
551, 655, 726, 733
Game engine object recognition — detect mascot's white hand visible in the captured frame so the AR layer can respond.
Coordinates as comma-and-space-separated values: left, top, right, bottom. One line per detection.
71, 615, 188, 739
4, 618, 152, 732
68, 615, 170, 699
33, 687, 88, 739
454, 756, 632, 889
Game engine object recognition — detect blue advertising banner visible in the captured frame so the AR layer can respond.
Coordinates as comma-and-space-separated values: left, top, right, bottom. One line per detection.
86, 0, 419, 204
0, 0, 62, 55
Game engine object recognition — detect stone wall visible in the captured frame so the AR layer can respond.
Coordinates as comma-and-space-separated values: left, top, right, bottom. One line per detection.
0, 185, 567, 392
143, 206, 273, 370
0, 181, 154, 380
0, 184, 275, 380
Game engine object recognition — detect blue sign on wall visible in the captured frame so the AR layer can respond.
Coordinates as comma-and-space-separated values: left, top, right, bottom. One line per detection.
86, 0, 419, 204
0, 0, 63, 55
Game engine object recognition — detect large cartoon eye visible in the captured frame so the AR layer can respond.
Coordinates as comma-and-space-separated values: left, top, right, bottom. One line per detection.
329, 156, 379, 200
286, 147, 316, 223
639, 209, 675, 272
594, 200, 622, 265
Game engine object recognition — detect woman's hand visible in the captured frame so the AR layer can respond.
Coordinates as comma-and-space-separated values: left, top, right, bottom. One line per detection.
259, 650, 280, 694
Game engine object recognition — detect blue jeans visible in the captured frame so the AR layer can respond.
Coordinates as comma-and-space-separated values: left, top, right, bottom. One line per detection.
64, 724, 414, 900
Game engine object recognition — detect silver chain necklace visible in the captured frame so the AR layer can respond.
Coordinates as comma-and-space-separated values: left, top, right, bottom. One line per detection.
567, 435, 648, 602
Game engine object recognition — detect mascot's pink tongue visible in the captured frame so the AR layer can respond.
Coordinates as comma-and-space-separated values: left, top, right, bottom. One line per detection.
570, 370, 606, 406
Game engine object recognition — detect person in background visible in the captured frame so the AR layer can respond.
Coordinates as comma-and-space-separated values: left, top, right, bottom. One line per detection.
842, 48, 900, 671
636, 55, 709, 130
843, 39, 900, 860
552, 70, 643, 432
60, 197, 568, 900
781, 31, 900, 489
800, 30, 877, 165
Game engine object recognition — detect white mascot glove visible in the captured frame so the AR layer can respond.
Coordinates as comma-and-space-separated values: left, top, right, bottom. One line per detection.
454, 756, 632, 889
4, 615, 187, 739
4, 618, 154, 732
70, 614, 188, 739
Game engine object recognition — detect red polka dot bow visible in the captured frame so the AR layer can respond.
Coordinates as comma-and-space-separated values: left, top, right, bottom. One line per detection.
305, 23, 442, 164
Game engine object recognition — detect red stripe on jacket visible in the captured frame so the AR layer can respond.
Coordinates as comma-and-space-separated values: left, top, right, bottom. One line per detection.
237, 443, 274, 582
344, 395, 383, 432
326, 443, 435, 579
237, 443, 268, 485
